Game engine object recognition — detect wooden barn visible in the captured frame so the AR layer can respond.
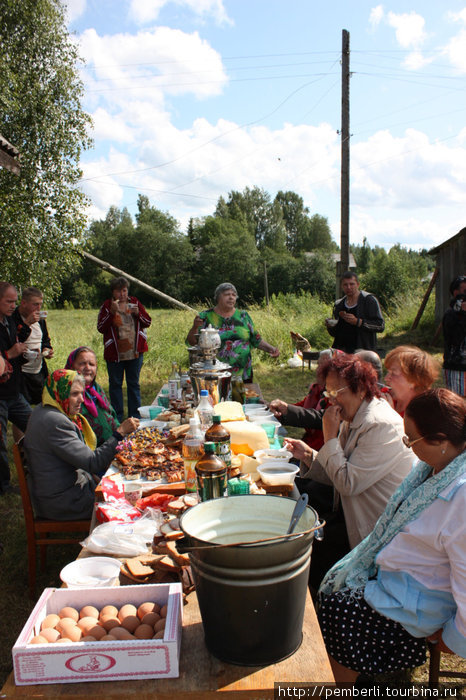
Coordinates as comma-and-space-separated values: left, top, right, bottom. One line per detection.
0, 133, 20, 175
430, 228, 466, 324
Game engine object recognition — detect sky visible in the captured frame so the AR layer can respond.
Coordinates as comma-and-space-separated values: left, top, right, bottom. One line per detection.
65, 0, 466, 251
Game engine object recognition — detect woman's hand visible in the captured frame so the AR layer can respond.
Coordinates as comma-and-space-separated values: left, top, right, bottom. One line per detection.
186, 315, 204, 345
427, 630, 454, 655
283, 437, 313, 465
322, 404, 342, 441
117, 417, 140, 436
269, 399, 288, 418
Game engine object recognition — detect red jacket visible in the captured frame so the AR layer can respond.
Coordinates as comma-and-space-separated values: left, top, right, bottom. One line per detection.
97, 297, 151, 363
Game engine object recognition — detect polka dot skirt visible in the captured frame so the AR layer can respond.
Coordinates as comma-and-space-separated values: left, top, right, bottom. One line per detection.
318, 590, 427, 674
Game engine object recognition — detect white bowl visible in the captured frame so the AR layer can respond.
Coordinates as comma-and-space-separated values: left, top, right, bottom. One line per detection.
253, 448, 293, 464
257, 462, 299, 486
247, 411, 275, 422
243, 403, 268, 412
326, 318, 338, 327
60, 557, 122, 589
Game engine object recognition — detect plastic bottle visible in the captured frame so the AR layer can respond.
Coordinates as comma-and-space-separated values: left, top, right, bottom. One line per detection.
197, 389, 214, 432
195, 442, 227, 501
204, 415, 232, 474
182, 417, 204, 492
168, 362, 181, 400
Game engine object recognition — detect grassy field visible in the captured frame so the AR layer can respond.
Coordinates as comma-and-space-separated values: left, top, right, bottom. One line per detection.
1, 297, 461, 688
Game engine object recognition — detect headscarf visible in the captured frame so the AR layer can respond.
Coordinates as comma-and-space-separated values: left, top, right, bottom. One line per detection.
319, 450, 466, 596
42, 369, 97, 450
65, 347, 111, 419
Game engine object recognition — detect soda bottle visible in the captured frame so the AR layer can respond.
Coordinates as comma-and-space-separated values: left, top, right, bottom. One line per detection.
197, 389, 214, 432
168, 361, 181, 401
195, 442, 227, 501
182, 417, 204, 492
204, 415, 232, 474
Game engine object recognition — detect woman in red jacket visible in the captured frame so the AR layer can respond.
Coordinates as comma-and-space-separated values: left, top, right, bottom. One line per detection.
97, 277, 151, 421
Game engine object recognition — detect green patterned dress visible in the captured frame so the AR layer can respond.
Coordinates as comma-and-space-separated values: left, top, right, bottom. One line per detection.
198, 309, 262, 382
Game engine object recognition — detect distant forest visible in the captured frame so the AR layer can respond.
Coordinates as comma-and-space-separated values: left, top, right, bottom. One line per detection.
60, 186, 434, 311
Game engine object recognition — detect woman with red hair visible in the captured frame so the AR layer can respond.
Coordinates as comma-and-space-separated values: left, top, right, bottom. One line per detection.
384, 345, 439, 415
286, 353, 414, 586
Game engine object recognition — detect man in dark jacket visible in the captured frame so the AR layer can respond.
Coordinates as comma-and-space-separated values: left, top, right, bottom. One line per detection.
0, 282, 32, 494
13, 286, 54, 404
442, 275, 466, 397
325, 271, 384, 353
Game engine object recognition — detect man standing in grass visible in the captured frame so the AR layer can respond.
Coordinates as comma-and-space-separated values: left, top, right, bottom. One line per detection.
325, 271, 384, 353
0, 282, 32, 495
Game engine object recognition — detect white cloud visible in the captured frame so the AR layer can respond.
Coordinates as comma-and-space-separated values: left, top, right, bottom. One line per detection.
128, 0, 232, 26
369, 5, 384, 30
386, 11, 427, 48
63, 0, 86, 24
443, 25, 466, 73
402, 51, 433, 70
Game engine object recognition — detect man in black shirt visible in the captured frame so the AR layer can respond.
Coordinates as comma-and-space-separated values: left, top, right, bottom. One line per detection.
0, 282, 32, 494
325, 271, 384, 353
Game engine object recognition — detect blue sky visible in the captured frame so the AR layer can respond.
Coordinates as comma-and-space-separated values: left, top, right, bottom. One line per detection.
66, 0, 466, 250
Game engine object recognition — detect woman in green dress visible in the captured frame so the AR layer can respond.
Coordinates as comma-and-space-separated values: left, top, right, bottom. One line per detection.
186, 283, 279, 382
65, 346, 120, 446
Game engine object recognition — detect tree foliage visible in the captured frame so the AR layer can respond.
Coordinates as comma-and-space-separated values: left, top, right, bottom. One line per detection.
0, 0, 92, 296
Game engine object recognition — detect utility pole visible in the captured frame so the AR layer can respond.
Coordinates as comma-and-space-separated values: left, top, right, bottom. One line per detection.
338, 29, 350, 296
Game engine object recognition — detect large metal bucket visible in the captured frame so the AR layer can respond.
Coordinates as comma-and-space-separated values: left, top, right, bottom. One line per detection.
179, 495, 319, 665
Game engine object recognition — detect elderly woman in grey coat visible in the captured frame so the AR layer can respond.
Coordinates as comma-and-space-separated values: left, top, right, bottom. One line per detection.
24, 369, 138, 521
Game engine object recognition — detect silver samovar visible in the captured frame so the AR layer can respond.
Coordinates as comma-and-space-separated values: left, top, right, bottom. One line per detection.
188, 325, 231, 404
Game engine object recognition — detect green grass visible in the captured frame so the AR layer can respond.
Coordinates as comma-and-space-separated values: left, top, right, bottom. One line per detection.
0, 298, 458, 688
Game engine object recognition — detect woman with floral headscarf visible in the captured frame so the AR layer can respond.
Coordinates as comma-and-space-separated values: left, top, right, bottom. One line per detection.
24, 369, 138, 521
65, 346, 119, 446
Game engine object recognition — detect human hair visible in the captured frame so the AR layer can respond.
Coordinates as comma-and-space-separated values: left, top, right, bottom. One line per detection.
341, 271, 359, 282
317, 353, 381, 400
214, 282, 237, 303
385, 345, 439, 391
110, 276, 129, 292
405, 388, 466, 447
72, 374, 86, 390
0, 282, 15, 299
354, 349, 383, 382
21, 286, 43, 301
449, 275, 466, 296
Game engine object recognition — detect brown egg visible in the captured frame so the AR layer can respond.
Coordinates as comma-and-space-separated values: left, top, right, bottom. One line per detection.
111, 626, 134, 640
63, 625, 83, 643
58, 606, 79, 621
118, 604, 137, 621
39, 628, 60, 643
81, 635, 97, 642
141, 612, 161, 627
100, 615, 120, 632
78, 616, 103, 634
154, 618, 166, 633
137, 602, 160, 620
153, 630, 164, 639
30, 635, 49, 644
120, 614, 139, 633
100, 605, 118, 619
80, 605, 99, 619
134, 624, 154, 639
100, 634, 117, 641
56, 618, 78, 634
56, 638, 73, 644
41, 613, 60, 629
86, 624, 106, 640
160, 604, 168, 618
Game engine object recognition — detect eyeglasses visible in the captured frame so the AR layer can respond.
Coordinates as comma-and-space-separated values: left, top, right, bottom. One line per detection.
323, 386, 348, 399
402, 434, 428, 448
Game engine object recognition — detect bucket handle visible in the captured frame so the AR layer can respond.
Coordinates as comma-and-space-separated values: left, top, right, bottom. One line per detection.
178, 518, 326, 552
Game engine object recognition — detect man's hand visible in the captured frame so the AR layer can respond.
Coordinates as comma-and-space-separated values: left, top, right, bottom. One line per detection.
269, 399, 288, 418
339, 310, 358, 325
24, 310, 41, 326
110, 299, 120, 314
7, 342, 28, 358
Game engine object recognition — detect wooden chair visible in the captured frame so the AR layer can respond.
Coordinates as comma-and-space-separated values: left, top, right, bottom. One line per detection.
427, 640, 466, 688
13, 442, 91, 598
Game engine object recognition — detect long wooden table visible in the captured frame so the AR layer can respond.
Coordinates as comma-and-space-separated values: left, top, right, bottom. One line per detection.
2, 581, 333, 698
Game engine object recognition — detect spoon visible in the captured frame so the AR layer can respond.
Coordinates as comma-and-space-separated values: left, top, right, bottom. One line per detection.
286, 493, 309, 535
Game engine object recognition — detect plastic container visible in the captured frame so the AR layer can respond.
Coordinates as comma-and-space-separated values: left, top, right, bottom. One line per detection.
179, 495, 319, 665
197, 389, 214, 432
259, 421, 279, 443
257, 462, 299, 485
60, 557, 122, 588
253, 448, 293, 464
138, 405, 163, 419
246, 410, 274, 421
182, 417, 204, 492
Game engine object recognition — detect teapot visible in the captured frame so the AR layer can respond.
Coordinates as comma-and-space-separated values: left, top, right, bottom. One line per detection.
198, 324, 221, 352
